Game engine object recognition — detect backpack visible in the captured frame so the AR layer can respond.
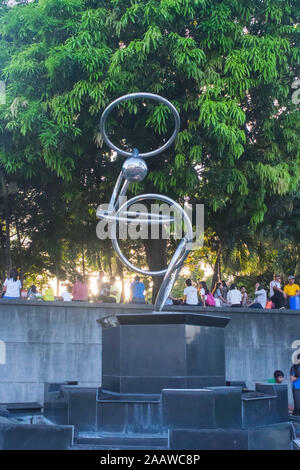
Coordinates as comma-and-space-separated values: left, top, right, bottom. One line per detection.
206, 292, 216, 306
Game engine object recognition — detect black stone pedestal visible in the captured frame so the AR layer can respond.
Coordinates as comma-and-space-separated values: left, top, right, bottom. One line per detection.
44, 383, 97, 432
95, 312, 230, 434
98, 312, 230, 394
37, 311, 293, 449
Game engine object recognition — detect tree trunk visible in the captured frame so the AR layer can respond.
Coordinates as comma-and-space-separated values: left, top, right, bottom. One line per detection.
55, 263, 60, 297
0, 223, 6, 282
143, 238, 167, 304
218, 253, 222, 281
116, 257, 124, 302
295, 246, 300, 278
211, 249, 221, 291
15, 218, 24, 285
97, 252, 102, 271
82, 245, 86, 279
0, 171, 11, 275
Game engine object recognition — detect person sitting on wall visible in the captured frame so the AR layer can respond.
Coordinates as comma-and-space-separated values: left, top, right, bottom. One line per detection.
249, 283, 267, 309
212, 282, 228, 307
129, 276, 146, 304
241, 286, 249, 307
27, 285, 37, 300
268, 370, 285, 384
290, 354, 300, 416
198, 281, 208, 307
284, 276, 300, 308
221, 280, 229, 302
61, 284, 72, 302
43, 286, 55, 301
182, 279, 198, 306
198, 281, 215, 307
99, 277, 121, 303
97, 275, 112, 302
165, 295, 183, 306
72, 275, 88, 302
227, 284, 242, 307
269, 273, 287, 309
2, 270, 22, 299
109, 277, 122, 303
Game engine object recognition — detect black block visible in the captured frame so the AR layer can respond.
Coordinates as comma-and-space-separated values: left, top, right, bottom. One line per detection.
162, 389, 215, 429
205, 386, 242, 428
44, 383, 97, 431
255, 383, 288, 424
96, 390, 164, 434
242, 391, 277, 428
44, 382, 69, 425
248, 422, 294, 450
100, 313, 229, 394
0, 422, 73, 450
63, 386, 97, 432
169, 422, 294, 450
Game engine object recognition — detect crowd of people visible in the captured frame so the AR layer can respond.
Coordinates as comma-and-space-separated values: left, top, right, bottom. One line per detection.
1, 271, 91, 302
0, 269, 147, 304
166, 274, 300, 310
0, 269, 299, 310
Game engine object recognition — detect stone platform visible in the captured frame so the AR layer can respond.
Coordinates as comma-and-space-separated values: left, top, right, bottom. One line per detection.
0, 310, 298, 450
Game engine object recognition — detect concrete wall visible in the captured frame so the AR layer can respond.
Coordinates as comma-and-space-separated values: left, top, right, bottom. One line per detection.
0, 301, 299, 405
0, 301, 103, 404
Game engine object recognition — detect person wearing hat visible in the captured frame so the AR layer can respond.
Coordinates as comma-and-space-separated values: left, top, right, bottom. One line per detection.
284, 276, 300, 308
290, 354, 300, 416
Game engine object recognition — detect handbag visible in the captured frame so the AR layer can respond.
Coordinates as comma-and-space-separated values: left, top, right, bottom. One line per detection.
206, 293, 216, 306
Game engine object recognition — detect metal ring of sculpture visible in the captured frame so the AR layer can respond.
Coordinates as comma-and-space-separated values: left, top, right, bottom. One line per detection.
97, 92, 193, 311
100, 92, 181, 158
111, 194, 193, 277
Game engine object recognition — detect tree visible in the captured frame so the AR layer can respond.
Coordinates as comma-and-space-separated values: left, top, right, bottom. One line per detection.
0, 0, 299, 296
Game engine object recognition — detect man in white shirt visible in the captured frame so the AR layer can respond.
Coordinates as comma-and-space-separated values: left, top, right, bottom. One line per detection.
183, 279, 198, 305
3, 271, 21, 299
270, 274, 287, 309
227, 284, 242, 307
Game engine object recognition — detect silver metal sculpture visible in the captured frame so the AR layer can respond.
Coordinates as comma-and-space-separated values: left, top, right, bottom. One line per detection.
97, 92, 193, 311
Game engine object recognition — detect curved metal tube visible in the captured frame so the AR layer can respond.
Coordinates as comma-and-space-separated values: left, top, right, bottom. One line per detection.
111, 193, 193, 278
100, 92, 180, 158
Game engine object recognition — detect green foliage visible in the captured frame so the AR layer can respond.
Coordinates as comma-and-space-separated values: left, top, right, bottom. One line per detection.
0, 0, 298, 287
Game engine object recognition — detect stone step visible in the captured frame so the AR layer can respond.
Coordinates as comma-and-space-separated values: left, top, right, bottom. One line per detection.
0, 402, 42, 414
70, 444, 168, 450
74, 433, 168, 449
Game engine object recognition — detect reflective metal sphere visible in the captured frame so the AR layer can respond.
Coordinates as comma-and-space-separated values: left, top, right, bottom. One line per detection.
122, 158, 148, 182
